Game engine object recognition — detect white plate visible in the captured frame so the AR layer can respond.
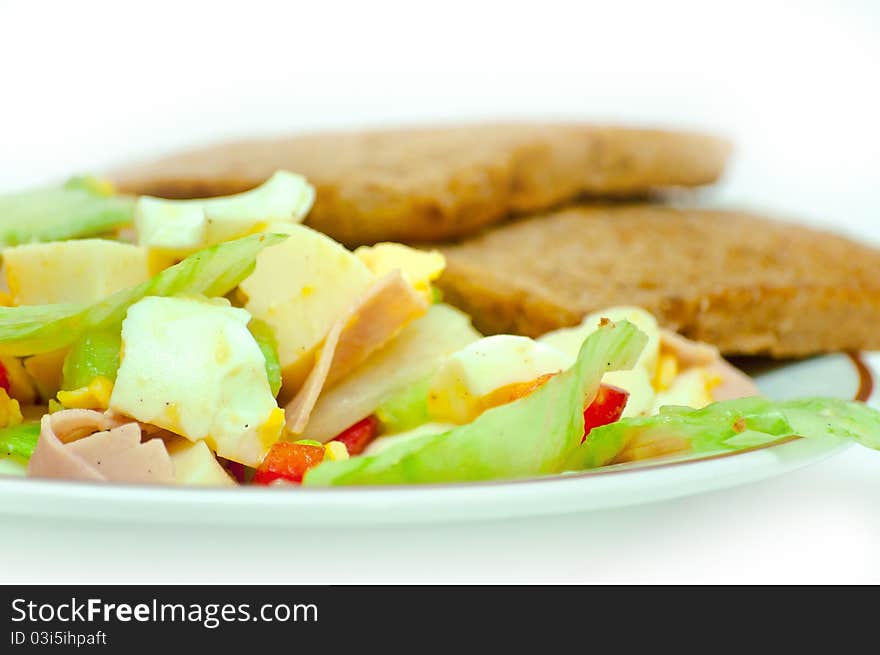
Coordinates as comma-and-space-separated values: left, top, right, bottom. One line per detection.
0, 353, 872, 526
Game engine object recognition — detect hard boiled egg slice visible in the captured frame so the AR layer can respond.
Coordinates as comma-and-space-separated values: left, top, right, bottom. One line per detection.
110, 296, 284, 467
135, 171, 315, 257
427, 335, 570, 424
538, 306, 661, 417
650, 368, 719, 414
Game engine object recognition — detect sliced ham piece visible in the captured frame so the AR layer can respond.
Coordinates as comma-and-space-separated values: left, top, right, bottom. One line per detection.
659, 329, 719, 368
28, 409, 174, 485
285, 271, 429, 435
659, 329, 760, 401
704, 360, 761, 401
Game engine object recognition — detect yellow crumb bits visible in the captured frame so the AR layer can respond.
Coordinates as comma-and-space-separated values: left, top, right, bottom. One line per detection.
56, 376, 114, 411
324, 441, 349, 461
0, 389, 23, 429
653, 352, 679, 391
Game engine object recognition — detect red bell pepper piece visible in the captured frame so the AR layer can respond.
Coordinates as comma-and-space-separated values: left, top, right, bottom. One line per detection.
0, 361, 10, 395
223, 459, 250, 484
582, 384, 629, 441
331, 415, 380, 456
253, 442, 326, 485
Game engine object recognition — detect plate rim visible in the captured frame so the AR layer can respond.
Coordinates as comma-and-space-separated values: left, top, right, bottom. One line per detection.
0, 352, 871, 524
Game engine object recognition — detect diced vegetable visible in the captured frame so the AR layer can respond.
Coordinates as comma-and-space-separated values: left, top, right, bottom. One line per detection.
253, 441, 326, 485
582, 384, 629, 441
331, 415, 380, 456
0, 422, 40, 463
0, 233, 286, 357
0, 177, 134, 248
539, 306, 661, 418
249, 319, 283, 397
304, 320, 647, 485
61, 328, 122, 391
0, 360, 9, 395
566, 396, 880, 471
323, 441, 349, 461
375, 377, 432, 433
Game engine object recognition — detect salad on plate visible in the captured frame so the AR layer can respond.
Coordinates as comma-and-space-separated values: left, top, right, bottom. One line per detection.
0, 172, 878, 488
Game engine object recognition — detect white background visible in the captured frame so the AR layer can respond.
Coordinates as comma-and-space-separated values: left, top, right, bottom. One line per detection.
1, 0, 879, 583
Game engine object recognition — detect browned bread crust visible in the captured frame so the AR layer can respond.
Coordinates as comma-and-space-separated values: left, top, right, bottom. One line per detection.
437, 205, 880, 357
111, 124, 730, 246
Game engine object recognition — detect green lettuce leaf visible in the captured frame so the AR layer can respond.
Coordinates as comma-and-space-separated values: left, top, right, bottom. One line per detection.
374, 376, 433, 433
0, 177, 135, 248
565, 396, 880, 470
0, 422, 40, 463
249, 319, 282, 397
304, 320, 647, 485
62, 328, 123, 390
0, 233, 286, 357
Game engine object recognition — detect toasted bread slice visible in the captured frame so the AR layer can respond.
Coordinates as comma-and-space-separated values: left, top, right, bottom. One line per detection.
437, 205, 880, 357
111, 124, 730, 246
